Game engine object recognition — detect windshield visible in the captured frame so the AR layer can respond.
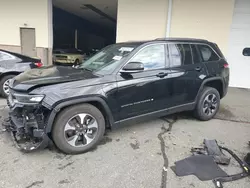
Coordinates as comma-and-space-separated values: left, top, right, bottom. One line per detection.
79, 43, 139, 75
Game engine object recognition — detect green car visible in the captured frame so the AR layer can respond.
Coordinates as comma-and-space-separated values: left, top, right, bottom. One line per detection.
53, 48, 85, 65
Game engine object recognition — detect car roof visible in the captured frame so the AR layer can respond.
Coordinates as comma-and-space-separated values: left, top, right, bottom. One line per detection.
119, 38, 211, 45
0, 49, 39, 61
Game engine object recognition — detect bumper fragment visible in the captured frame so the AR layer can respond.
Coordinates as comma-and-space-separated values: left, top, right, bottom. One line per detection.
3, 116, 50, 152
2, 102, 51, 152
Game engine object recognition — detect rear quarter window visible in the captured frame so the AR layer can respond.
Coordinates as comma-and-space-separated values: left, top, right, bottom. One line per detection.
196, 45, 220, 62
0, 51, 16, 61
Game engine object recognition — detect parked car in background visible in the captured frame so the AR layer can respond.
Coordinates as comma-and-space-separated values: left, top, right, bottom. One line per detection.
5, 38, 229, 154
53, 48, 85, 66
0, 50, 42, 97
84, 48, 100, 60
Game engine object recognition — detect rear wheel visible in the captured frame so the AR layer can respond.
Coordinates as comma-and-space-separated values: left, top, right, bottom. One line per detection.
194, 86, 220, 121
0, 75, 15, 98
52, 104, 105, 154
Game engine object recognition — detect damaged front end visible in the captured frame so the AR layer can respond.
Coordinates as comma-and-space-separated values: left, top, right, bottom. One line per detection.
3, 91, 51, 152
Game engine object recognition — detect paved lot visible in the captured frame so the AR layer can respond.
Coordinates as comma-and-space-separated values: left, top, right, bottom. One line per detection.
0, 88, 250, 188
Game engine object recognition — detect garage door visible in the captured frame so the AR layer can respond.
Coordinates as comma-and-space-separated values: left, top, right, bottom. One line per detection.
227, 0, 250, 88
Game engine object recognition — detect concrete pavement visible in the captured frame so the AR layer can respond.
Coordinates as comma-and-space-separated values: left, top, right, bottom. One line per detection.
216, 87, 250, 123
0, 87, 249, 188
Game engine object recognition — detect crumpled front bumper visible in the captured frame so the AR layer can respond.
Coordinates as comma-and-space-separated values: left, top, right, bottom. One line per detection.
3, 97, 51, 152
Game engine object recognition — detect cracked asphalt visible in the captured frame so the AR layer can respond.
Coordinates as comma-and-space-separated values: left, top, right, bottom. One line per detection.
0, 88, 250, 188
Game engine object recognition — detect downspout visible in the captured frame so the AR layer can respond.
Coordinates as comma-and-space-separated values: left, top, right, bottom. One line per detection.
75, 29, 78, 49
166, 0, 173, 37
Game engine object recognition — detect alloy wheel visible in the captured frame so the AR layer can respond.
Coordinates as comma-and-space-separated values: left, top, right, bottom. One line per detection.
3, 79, 10, 95
202, 94, 218, 116
64, 113, 98, 147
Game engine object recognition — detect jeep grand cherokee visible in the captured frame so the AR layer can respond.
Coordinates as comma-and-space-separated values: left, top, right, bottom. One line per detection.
3, 38, 229, 154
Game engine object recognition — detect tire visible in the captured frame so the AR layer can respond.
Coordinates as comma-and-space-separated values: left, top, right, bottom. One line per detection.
0, 75, 15, 98
52, 104, 105, 154
194, 86, 220, 121
74, 59, 80, 66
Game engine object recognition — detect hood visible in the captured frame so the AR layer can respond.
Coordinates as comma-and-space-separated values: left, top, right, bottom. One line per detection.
11, 65, 98, 91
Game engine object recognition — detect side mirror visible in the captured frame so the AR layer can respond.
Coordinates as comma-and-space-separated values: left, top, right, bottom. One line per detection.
243, 48, 250, 56
120, 62, 144, 73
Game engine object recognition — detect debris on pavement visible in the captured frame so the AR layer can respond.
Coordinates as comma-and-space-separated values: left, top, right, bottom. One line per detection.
171, 139, 250, 188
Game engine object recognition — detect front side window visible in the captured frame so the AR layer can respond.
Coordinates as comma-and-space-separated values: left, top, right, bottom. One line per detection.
130, 44, 165, 70
196, 45, 219, 62
169, 44, 193, 67
80, 43, 138, 75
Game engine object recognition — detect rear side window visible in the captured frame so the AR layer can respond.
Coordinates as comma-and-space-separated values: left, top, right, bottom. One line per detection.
169, 44, 192, 66
196, 45, 219, 62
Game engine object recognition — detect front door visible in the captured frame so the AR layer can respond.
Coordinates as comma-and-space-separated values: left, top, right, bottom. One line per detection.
20, 28, 36, 57
168, 43, 207, 106
116, 43, 172, 120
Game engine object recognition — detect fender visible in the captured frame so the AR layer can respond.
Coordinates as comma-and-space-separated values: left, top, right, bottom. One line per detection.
195, 77, 225, 103
45, 96, 114, 133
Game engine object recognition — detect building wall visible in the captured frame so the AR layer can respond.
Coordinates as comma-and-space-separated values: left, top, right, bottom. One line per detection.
170, 0, 235, 55
116, 0, 169, 42
0, 0, 53, 64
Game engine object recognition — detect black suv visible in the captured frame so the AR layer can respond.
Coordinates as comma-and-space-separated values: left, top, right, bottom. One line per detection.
4, 38, 229, 154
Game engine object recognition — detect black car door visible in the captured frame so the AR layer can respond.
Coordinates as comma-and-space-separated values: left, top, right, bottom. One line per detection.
116, 43, 173, 120
168, 43, 207, 106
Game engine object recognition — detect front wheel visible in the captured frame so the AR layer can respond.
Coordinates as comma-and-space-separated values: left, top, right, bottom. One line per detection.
194, 86, 220, 121
52, 104, 105, 154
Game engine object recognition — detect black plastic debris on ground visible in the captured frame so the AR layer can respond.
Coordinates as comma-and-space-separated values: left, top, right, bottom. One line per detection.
171, 139, 250, 188
171, 155, 228, 181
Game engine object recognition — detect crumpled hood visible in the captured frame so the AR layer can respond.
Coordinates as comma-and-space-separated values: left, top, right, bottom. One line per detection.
11, 65, 98, 91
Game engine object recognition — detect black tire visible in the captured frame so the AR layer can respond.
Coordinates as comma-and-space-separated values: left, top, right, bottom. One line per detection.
0, 75, 15, 98
194, 86, 220, 121
74, 59, 80, 66
52, 104, 105, 154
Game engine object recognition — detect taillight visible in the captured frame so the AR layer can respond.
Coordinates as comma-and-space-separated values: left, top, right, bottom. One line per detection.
35, 62, 43, 67
223, 64, 229, 68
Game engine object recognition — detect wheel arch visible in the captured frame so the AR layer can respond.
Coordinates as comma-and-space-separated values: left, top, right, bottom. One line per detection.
195, 77, 225, 103
0, 71, 20, 80
46, 96, 114, 133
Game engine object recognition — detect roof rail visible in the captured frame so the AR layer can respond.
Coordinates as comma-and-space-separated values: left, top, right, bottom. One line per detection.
154, 37, 208, 42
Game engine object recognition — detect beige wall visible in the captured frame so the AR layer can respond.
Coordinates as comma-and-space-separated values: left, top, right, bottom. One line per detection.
170, 0, 235, 55
116, 0, 169, 42
0, 0, 53, 64
0, 0, 51, 48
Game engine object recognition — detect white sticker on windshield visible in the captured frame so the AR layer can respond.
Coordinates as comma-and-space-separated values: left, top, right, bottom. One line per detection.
112, 56, 122, 60
119, 47, 134, 52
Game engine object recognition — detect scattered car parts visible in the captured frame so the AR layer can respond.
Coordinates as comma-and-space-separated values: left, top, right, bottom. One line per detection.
172, 139, 250, 188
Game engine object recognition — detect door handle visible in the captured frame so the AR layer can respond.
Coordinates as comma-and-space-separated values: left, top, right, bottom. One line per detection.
195, 67, 202, 71
156, 72, 168, 78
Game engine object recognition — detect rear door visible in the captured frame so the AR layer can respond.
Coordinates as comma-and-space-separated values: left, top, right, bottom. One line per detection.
168, 43, 207, 106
